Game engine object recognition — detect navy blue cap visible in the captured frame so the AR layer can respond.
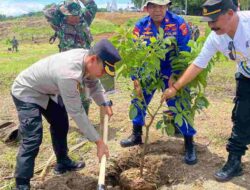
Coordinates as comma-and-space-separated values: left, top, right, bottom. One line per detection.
92, 39, 121, 77
201, 0, 237, 22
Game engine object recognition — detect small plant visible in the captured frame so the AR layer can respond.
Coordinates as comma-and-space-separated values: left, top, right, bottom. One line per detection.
111, 26, 221, 177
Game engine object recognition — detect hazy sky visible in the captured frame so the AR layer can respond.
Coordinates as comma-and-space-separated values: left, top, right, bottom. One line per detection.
0, 0, 132, 16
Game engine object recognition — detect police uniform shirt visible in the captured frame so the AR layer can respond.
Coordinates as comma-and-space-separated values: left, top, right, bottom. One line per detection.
194, 11, 250, 78
132, 11, 191, 79
12, 49, 108, 142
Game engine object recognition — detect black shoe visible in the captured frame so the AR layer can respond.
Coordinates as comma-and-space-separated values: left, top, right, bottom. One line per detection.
14, 185, 30, 190
120, 125, 143, 147
214, 154, 243, 182
184, 136, 197, 165
120, 134, 142, 147
54, 157, 85, 175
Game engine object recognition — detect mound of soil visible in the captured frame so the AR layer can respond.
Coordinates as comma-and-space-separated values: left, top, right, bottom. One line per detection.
120, 168, 157, 190
104, 138, 213, 190
35, 136, 249, 190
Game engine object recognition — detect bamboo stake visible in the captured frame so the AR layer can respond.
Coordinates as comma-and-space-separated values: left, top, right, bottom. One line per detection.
39, 153, 55, 181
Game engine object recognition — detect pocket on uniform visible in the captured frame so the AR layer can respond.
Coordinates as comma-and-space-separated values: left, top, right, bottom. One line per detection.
18, 108, 42, 134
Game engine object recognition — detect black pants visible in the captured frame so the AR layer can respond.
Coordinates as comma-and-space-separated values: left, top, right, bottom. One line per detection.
12, 95, 69, 180
226, 73, 250, 156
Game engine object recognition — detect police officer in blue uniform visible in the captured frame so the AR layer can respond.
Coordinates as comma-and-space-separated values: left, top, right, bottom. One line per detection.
120, 0, 197, 165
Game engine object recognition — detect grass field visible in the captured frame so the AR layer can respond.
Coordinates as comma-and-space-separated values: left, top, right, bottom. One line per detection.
0, 12, 249, 190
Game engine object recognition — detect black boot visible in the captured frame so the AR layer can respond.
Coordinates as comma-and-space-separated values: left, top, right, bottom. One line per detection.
15, 178, 30, 190
14, 185, 30, 190
214, 154, 243, 182
54, 156, 85, 175
120, 125, 143, 147
184, 136, 197, 165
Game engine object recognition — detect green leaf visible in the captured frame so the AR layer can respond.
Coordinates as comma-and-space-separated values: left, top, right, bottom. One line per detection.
150, 37, 157, 43
175, 101, 182, 112
129, 105, 138, 120
168, 106, 178, 113
165, 124, 175, 136
179, 51, 191, 57
158, 28, 164, 38
174, 114, 183, 127
156, 120, 164, 130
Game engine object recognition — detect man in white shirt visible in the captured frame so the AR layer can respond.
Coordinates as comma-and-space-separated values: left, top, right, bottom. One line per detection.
161, 0, 250, 182
11, 39, 121, 190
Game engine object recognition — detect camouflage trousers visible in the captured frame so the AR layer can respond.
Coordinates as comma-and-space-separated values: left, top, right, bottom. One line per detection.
79, 85, 91, 115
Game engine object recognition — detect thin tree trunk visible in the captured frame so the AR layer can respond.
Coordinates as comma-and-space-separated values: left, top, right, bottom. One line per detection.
140, 103, 162, 177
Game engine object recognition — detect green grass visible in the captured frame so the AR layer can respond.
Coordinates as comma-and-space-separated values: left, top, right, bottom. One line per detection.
206, 59, 236, 98
0, 43, 58, 91
1, 16, 118, 44
12, 25, 53, 40
185, 15, 203, 25
90, 19, 118, 35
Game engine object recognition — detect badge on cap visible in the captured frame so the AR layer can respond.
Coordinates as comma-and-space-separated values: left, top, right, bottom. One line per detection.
203, 8, 208, 14
104, 61, 115, 77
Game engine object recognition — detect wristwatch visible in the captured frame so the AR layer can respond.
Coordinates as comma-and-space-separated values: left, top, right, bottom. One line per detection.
101, 100, 113, 107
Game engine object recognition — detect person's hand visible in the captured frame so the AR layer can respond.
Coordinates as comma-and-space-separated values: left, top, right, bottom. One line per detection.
168, 75, 175, 88
161, 87, 177, 103
134, 80, 143, 98
95, 139, 109, 162
103, 106, 113, 119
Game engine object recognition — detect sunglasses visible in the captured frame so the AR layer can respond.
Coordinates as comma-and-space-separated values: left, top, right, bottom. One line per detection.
228, 41, 236, 60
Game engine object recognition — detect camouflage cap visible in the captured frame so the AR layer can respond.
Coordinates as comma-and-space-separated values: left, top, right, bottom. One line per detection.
60, 0, 81, 16
143, 0, 171, 8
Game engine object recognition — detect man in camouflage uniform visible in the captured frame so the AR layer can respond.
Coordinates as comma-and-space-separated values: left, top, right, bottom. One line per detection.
46, 0, 97, 114
57, 0, 97, 51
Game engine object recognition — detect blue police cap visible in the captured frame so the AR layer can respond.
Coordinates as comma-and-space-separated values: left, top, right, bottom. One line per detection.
92, 39, 121, 77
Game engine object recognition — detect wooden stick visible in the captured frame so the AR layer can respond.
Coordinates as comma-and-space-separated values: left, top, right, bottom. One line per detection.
99, 106, 105, 135
0, 139, 88, 182
34, 140, 87, 174
39, 153, 55, 181
0, 176, 14, 180
97, 114, 109, 189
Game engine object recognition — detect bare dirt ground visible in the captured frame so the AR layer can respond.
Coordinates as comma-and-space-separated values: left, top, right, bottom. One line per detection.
0, 79, 250, 190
